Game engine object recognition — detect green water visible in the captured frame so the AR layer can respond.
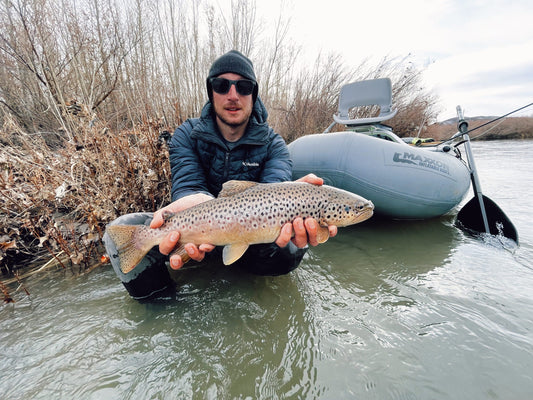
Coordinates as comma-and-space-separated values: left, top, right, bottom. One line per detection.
2, 140, 533, 399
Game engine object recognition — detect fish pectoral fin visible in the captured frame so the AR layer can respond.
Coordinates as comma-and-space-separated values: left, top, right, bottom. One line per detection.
222, 243, 250, 265
316, 225, 330, 244
218, 180, 258, 197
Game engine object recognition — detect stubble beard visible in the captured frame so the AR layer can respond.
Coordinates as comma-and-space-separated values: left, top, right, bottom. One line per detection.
216, 113, 247, 129
214, 103, 252, 129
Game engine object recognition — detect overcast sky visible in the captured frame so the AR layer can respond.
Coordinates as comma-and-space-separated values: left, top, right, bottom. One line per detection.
258, 0, 533, 120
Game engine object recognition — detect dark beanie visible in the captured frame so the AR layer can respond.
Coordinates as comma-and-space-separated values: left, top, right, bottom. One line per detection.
206, 50, 258, 102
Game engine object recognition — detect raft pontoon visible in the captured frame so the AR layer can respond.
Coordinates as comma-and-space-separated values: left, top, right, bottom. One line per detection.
288, 78, 471, 219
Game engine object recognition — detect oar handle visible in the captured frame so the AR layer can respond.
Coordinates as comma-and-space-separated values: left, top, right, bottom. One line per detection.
456, 106, 468, 133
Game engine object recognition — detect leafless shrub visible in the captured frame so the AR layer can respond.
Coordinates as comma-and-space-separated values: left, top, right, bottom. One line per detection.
0, 115, 170, 277
269, 53, 354, 142
267, 54, 441, 142
345, 55, 440, 138
0, 0, 135, 139
1, 0, 443, 140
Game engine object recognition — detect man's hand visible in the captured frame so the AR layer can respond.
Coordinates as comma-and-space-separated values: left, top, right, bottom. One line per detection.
150, 193, 214, 229
295, 173, 323, 186
151, 193, 215, 270
275, 173, 338, 248
276, 218, 337, 248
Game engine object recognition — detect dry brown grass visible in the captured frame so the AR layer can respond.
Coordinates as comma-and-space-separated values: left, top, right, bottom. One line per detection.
1, 115, 171, 301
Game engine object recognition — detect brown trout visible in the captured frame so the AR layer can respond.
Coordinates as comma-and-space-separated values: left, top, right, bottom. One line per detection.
106, 181, 374, 273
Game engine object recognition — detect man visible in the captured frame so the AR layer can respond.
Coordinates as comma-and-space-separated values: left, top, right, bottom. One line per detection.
151, 50, 336, 273
104, 50, 336, 299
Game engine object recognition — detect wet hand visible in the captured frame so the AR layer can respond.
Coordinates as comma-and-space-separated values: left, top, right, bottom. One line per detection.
159, 231, 215, 270
150, 193, 214, 229
276, 217, 338, 248
151, 193, 215, 269
275, 174, 337, 248
168, 242, 216, 270
295, 173, 323, 186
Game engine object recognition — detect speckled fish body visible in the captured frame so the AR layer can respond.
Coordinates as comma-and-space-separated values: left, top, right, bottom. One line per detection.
106, 181, 374, 273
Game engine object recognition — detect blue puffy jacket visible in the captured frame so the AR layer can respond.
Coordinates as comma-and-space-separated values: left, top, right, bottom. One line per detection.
168, 98, 292, 201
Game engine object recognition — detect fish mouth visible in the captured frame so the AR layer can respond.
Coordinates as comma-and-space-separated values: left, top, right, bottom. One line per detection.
355, 202, 374, 222
358, 208, 374, 222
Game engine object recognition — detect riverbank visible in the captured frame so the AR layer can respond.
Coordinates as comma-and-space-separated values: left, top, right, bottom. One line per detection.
1, 121, 171, 302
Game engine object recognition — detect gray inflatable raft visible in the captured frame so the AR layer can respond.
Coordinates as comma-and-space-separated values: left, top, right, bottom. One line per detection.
289, 79, 470, 219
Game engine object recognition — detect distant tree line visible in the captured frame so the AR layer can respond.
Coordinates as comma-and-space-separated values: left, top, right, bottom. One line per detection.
0, 0, 439, 142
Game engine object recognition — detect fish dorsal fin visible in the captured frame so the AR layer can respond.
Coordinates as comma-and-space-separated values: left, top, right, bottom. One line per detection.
222, 243, 250, 265
218, 180, 258, 197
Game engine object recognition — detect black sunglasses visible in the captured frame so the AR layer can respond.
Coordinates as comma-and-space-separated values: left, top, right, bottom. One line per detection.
210, 78, 256, 96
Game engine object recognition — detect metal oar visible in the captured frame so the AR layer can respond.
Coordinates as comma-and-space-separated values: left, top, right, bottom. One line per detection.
454, 106, 518, 244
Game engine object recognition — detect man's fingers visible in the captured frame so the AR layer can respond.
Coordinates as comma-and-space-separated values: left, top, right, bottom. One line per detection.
278, 217, 336, 249
184, 243, 202, 262
169, 254, 183, 270
199, 244, 216, 253
295, 173, 323, 186
292, 217, 308, 248
150, 211, 164, 229
159, 231, 180, 255
184, 243, 216, 262
166, 241, 215, 269
275, 223, 293, 247
304, 218, 320, 247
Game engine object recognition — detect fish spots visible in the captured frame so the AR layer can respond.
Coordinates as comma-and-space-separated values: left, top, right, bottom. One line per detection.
161, 182, 373, 243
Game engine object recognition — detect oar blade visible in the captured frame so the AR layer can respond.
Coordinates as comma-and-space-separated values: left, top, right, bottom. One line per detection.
456, 195, 518, 243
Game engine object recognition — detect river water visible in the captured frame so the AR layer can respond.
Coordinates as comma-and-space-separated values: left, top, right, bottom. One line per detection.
2, 140, 532, 399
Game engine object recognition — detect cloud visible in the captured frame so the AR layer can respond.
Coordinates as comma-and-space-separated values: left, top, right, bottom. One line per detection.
459, 64, 533, 91
423, 40, 533, 118
258, 0, 533, 119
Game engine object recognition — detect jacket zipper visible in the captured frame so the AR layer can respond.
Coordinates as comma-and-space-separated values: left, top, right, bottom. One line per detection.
223, 151, 230, 181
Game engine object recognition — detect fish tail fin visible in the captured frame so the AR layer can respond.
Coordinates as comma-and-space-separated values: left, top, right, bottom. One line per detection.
106, 225, 155, 273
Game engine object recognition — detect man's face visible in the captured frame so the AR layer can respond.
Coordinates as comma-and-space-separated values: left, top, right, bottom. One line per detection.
212, 72, 254, 130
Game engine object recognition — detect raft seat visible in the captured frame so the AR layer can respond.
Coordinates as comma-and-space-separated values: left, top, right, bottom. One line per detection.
333, 78, 398, 126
